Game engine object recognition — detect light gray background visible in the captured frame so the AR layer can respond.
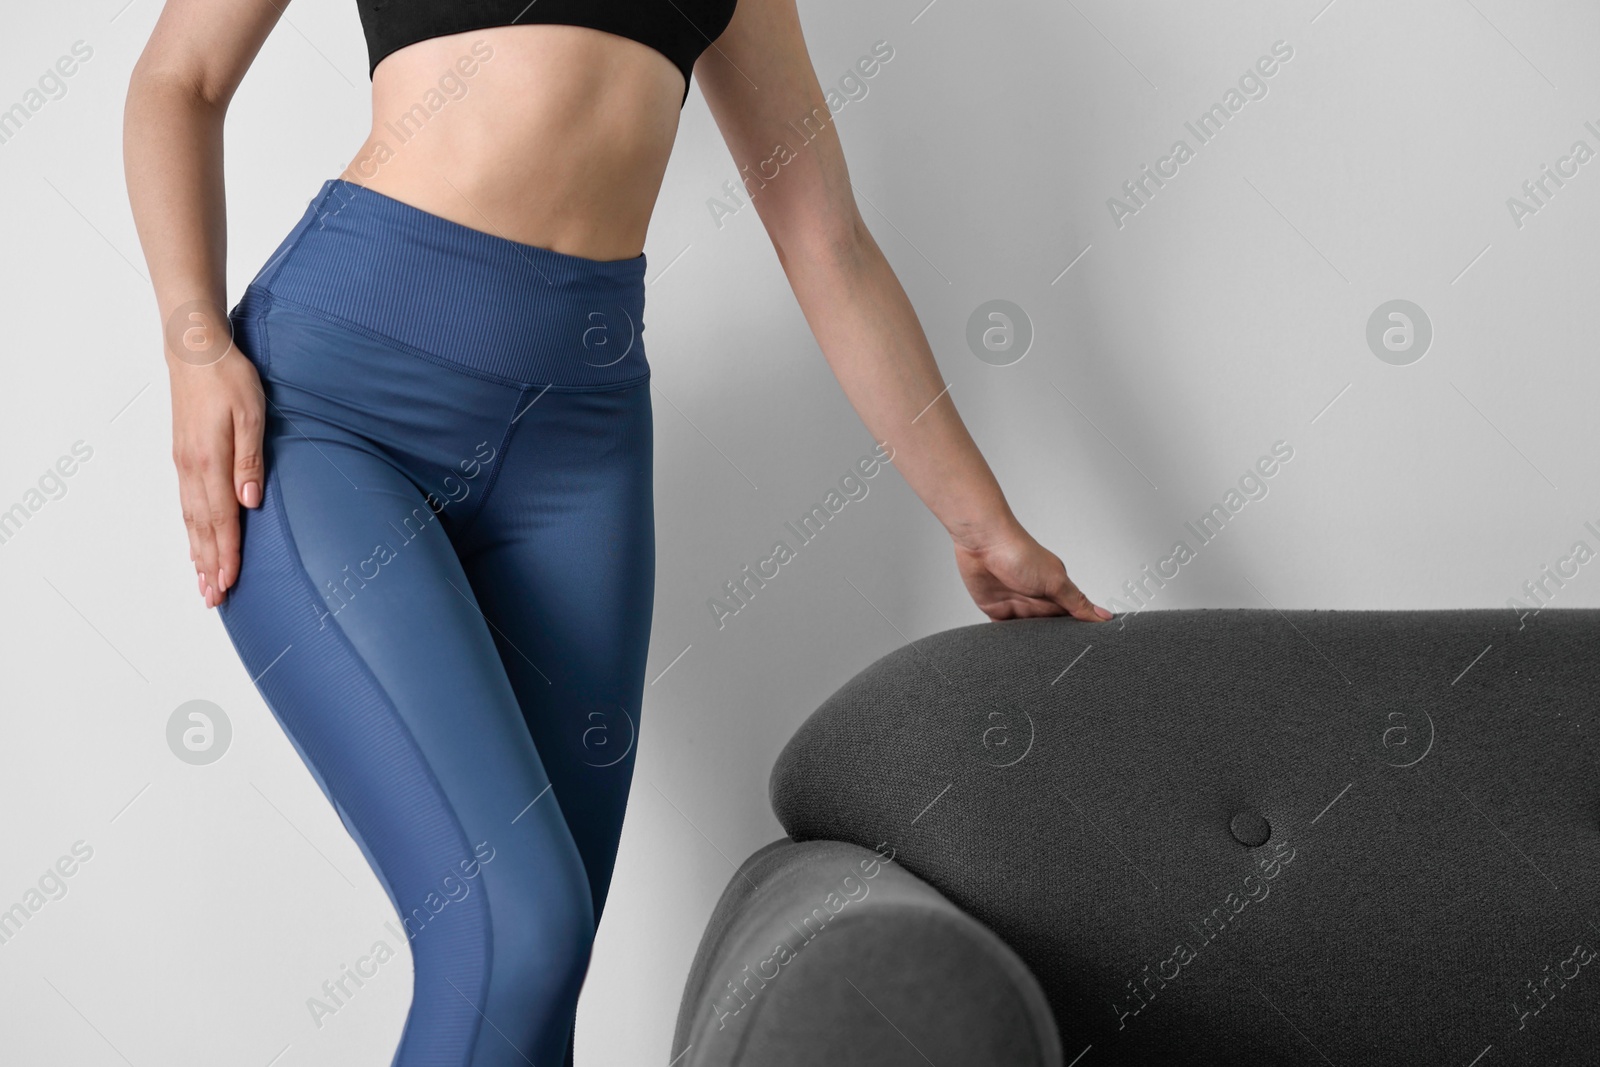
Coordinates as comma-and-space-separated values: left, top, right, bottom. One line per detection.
3, 0, 1596, 1063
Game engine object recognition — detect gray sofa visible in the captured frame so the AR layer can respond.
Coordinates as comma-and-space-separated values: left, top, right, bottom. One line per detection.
674, 609, 1600, 1066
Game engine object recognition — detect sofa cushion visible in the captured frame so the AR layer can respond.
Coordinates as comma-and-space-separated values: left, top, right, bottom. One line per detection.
770, 609, 1600, 1065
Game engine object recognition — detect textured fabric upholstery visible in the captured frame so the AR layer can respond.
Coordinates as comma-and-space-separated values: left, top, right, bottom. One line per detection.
767, 609, 1600, 1066
673, 838, 1062, 1066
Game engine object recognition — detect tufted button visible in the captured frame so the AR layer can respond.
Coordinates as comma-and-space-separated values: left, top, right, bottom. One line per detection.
1229, 810, 1270, 847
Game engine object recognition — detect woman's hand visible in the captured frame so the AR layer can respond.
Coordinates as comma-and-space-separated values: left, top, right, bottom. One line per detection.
169, 350, 265, 609
953, 524, 1112, 623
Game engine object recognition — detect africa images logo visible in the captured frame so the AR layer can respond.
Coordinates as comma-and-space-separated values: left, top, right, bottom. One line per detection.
581, 306, 638, 367
1365, 300, 1432, 366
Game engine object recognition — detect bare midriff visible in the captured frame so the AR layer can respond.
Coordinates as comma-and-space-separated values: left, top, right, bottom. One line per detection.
340, 25, 687, 262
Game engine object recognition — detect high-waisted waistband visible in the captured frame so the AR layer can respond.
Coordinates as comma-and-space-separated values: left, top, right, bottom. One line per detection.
235, 178, 649, 388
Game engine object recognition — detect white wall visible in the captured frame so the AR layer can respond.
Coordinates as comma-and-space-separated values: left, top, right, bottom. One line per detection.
2, 0, 1596, 1063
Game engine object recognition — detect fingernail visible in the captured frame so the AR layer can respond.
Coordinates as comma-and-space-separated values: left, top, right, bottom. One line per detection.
217, 569, 226, 592
197, 573, 207, 596
243, 482, 261, 508
1095, 605, 1113, 621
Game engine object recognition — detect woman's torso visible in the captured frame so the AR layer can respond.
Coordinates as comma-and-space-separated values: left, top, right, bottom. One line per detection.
341, 16, 723, 262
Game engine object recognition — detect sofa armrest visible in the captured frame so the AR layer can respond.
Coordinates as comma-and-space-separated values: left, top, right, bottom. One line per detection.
673, 838, 1062, 1067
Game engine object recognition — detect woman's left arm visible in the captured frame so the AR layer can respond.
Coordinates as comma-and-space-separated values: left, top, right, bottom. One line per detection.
697, 0, 1110, 622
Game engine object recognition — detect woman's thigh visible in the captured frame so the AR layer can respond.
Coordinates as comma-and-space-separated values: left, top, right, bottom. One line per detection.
457, 380, 656, 925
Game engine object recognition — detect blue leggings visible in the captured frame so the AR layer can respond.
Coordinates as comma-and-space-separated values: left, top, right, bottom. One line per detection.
220, 179, 655, 1067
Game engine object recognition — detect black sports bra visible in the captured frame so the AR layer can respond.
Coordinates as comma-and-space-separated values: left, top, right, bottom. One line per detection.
356, 0, 739, 107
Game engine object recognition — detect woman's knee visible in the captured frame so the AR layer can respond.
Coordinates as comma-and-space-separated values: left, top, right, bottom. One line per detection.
482, 857, 598, 999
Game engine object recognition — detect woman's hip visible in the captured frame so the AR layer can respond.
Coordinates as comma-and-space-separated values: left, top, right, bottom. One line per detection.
229, 282, 655, 547
231, 177, 651, 391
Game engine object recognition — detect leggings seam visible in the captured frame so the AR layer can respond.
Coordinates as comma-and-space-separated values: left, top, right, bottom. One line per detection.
251, 290, 652, 394
255, 289, 275, 372
259, 291, 274, 371
453, 387, 525, 537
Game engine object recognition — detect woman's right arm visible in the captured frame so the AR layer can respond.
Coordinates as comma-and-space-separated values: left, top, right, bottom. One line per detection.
124, 0, 287, 609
